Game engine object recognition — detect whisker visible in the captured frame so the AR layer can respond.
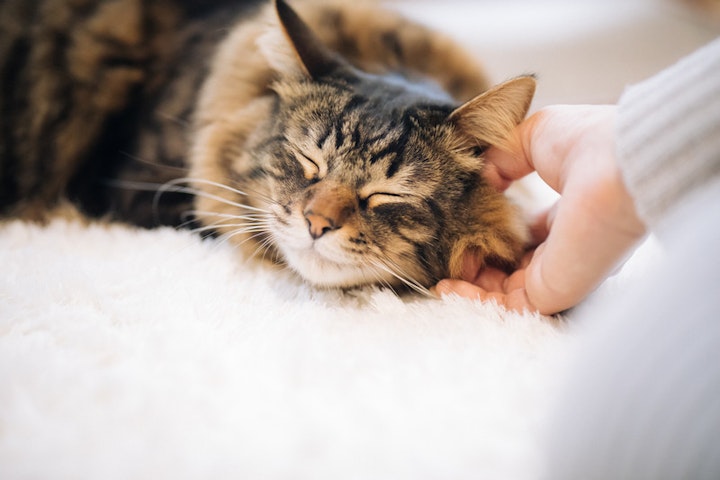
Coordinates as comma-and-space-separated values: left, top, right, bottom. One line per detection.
108, 172, 432, 296
214, 227, 269, 249
171, 177, 280, 211
183, 209, 271, 230
367, 263, 399, 296
190, 223, 270, 236
107, 177, 268, 215
151, 178, 269, 215
370, 258, 431, 297
105, 179, 177, 192
168, 177, 250, 198
385, 257, 432, 296
253, 235, 278, 263
118, 151, 190, 173
106, 177, 276, 230
107, 176, 253, 203
189, 215, 270, 229
155, 110, 192, 128
188, 210, 266, 221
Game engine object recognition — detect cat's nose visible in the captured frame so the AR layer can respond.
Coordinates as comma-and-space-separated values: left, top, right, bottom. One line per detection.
304, 213, 337, 239
302, 182, 355, 240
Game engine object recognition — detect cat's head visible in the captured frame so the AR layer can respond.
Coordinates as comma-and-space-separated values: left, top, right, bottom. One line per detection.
221, 0, 535, 290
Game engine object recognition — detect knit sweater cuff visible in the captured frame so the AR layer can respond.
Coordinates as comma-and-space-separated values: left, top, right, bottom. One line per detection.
616, 38, 720, 228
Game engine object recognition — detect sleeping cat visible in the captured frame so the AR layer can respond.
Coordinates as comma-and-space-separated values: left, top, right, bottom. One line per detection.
0, 0, 535, 292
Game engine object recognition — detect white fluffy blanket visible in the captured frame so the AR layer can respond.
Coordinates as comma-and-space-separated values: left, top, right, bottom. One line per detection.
0, 217, 575, 479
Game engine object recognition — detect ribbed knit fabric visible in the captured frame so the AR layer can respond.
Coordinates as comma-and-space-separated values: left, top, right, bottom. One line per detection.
543, 186, 720, 479
617, 37, 720, 229
542, 39, 720, 480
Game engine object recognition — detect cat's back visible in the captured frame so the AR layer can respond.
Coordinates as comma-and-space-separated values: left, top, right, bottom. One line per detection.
0, 0, 260, 222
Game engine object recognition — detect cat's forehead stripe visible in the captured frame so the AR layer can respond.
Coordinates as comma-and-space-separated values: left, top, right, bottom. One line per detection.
333, 95, 368, 150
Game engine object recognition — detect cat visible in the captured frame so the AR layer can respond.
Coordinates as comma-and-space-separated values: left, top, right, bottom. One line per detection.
0, 0, 535, 292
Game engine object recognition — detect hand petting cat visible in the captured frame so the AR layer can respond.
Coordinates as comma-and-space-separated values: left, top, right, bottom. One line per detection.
436, 105, 647, 315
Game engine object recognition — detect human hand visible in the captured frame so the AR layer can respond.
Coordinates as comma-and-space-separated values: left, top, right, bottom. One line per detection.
436, 105, 647, 315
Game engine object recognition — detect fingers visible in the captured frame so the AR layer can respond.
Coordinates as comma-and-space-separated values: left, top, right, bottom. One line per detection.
435, 279, 501, 303
473, 266, 508, 292
526, 200, 561, 247
460, 246, 535, 287
482, 109, 555, 191
482, 162, 514, 191
445, 248, 539, 313
483, 145, 534, 190
462, 105, 638, 315
435, 279, 536, 314
522, 194, 641, 315
436, 266, 535, 314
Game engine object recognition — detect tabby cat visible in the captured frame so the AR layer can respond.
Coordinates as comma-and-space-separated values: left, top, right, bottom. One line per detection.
0, 0, 535, 292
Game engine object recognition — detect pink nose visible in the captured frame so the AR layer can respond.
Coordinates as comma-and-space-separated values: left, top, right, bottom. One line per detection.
302, 181, 355, 240
304, 213, 336, 239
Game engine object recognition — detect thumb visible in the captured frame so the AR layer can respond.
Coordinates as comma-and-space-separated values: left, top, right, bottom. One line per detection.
482, 116, 540, 190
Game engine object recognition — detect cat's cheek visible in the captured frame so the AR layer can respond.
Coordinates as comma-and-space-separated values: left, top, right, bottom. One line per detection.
267, 214, 392, 287
278, 242, 393, 288
270, 210, 314, 249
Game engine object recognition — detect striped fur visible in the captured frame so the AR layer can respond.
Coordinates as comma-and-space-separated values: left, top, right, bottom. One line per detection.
0, 0, 259, 224
0, 0, 535, 290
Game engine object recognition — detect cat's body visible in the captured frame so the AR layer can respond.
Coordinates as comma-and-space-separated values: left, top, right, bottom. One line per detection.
0, 0, 257, 225
0, 0, 534, 291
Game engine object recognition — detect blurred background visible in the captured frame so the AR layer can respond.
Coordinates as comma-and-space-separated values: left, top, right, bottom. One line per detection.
388, 0, 720, 108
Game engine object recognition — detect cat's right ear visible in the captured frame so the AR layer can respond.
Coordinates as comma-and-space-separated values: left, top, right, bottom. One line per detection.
272, 0, 347, 79
449, 76, 536, 151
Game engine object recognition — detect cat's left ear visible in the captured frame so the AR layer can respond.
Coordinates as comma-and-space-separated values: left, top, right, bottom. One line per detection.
274, 0, 348, 79
449, 76, 536, 150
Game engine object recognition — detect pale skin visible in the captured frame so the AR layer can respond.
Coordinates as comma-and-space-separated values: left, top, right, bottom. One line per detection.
436, 105, 648, 315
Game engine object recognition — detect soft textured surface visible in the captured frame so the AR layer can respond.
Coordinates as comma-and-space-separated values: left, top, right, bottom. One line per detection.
0, 218, 569, 479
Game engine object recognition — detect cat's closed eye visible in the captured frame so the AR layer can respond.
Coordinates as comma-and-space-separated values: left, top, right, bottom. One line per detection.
295, 152, 322, 181
363, 192, 405, 209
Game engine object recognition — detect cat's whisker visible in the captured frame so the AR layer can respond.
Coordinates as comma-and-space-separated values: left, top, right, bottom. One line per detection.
118, 151, 190, 173
185, 169, 278, 208
214, 227, 269, 250
104, 178, 207, 224
370, 258, 431, 297
187, 213, 270, 230
167, 177, 250, 198
366, 264, 400, 296
110, 177, 273, 230
187, 209, 266, 221
187, 209, 271, 229
388, 261, 432, 297
169, 176, 282, 213
155, 110, 192, 128
146, 180, 270, 216
104, 179, 193, 226
252, 235, 278, 263
105, 179, 179, 193
189, 223, 269, 236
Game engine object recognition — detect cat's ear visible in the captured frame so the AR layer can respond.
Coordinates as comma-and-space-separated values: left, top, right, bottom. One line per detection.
449, 76, 536, 150
274, 0, 347, 79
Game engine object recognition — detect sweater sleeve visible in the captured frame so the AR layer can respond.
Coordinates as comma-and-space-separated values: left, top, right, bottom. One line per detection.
616, 37, 720, 228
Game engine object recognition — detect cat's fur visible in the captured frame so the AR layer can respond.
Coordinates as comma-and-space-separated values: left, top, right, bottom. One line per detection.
0, 0, 535, 291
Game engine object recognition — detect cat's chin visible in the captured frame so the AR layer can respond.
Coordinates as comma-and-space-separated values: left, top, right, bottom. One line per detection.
279, 246, 394, 289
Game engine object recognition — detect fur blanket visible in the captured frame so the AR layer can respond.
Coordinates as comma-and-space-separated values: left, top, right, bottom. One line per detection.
0, 217, 572, 479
